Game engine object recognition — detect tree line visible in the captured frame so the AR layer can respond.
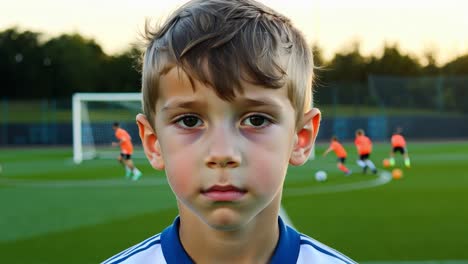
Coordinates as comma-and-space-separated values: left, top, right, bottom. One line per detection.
0, 28, 140, 99
313, 41, 468, 112
1, 27, 467, 106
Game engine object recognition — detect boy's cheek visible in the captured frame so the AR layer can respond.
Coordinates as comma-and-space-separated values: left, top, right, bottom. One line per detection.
247, 152, 288, 193
165, 161, 196, 196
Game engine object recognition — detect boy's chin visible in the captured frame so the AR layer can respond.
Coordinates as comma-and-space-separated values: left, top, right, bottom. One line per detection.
202, 209, 249, 231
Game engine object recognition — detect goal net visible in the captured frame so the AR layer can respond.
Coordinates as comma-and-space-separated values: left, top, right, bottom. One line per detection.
72, 93, 144, 164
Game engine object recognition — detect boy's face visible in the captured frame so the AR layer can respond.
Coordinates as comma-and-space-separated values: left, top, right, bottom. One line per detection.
138, 67, 319, 230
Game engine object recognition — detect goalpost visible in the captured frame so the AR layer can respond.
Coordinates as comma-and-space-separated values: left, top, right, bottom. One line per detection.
72, 93, 142, 164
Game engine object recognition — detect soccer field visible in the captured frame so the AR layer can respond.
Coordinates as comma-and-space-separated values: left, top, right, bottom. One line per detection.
0, 141, 467, 263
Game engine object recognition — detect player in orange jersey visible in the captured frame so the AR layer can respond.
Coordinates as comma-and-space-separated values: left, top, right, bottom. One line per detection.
390, 127, 411, 168
354, 129, 377, 174
323, 136, 352, 176
112, 122, 142, 180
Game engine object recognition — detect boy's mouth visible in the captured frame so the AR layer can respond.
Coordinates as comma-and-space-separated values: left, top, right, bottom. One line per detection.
201, 185, 247, 201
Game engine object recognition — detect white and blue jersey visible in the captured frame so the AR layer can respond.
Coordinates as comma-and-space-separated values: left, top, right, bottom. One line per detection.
102, 216, 356, 263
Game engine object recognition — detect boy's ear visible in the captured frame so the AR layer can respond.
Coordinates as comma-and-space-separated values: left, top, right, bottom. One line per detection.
289, 108, 321, 166
136, 113, 165, 170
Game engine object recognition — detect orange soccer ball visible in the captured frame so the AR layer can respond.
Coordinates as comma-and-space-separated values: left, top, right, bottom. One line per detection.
392, 168, 403, 180
382, 159, 391, 168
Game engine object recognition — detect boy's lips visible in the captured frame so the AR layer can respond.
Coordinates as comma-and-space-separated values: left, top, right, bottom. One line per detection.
201, 185, 247, 201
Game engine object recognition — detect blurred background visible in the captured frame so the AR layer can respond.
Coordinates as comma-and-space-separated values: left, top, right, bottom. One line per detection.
1, 1, 467, 263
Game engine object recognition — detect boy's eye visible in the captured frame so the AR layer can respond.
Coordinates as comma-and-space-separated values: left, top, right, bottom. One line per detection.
242, 115, 271, 128
176, 115, 203, 128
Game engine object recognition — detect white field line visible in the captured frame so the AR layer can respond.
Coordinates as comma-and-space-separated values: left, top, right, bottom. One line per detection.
283, 171, 392, 197
0, 172, 393, 193
279, 172, 392, 230
0, 177, 168, 188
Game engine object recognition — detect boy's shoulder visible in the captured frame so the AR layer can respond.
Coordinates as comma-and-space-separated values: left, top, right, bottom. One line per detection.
102, 217, 356, 264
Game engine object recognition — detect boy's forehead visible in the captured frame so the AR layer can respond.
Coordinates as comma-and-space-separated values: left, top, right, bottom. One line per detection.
158, 67, 193, 96
159, 66, 287, 95
157, 67, 290, 108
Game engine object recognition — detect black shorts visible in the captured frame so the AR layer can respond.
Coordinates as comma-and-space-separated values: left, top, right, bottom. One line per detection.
337, 157, 346, 163
359, 153, 370, 160
393, 147, 406, 154
120, 153, 132, 160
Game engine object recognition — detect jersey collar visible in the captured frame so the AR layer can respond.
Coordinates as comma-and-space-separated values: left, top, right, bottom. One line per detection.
160, 216, 300, 263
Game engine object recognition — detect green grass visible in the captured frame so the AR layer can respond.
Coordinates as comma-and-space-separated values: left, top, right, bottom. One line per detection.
1, 142, 468, 263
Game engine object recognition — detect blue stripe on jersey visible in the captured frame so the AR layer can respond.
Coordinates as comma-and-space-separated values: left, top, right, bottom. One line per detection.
161, 218, 195, 263
300, 239, 353, 264
108, 239, 161, 264
102, 234, 161, 264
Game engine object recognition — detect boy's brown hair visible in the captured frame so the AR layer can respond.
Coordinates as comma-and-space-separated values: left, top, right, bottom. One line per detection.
141, 0, 314, 129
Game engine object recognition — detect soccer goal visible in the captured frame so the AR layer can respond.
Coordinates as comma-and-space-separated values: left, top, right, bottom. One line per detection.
72, 93, 143, 164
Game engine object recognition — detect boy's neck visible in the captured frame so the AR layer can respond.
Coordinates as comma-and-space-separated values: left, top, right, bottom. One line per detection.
178, 199, 281, 264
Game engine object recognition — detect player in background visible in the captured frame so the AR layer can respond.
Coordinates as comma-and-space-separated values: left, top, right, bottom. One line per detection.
354, 129, 377, 174
390, 127, 411, 168
112, 122, 142, 180
323, 136, 352, 176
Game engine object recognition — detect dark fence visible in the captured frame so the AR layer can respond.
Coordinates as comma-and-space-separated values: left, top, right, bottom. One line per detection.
318, 116, 468, 142
0, 122, 139, 146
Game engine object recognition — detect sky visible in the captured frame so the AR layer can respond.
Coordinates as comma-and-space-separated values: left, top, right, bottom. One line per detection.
1, 0, 467, 65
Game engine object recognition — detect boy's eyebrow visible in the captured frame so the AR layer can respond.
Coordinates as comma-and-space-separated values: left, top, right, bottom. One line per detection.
160, 97, 283, 112
161, 99, 207, 112
237, 97, 283, 108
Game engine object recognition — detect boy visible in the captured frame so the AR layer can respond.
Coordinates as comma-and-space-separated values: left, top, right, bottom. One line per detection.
112, 122, 142, 180
103, 0, 355, 263
323, 136, 352, 176
354, 129, 377, 174
389, 127, 411, 168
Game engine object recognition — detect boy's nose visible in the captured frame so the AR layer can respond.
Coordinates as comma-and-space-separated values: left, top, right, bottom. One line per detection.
206, 157, 239, 169
204, 125, 241, 169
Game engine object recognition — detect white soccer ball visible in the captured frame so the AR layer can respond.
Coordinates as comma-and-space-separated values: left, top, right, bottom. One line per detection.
315, 170, 327, 182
